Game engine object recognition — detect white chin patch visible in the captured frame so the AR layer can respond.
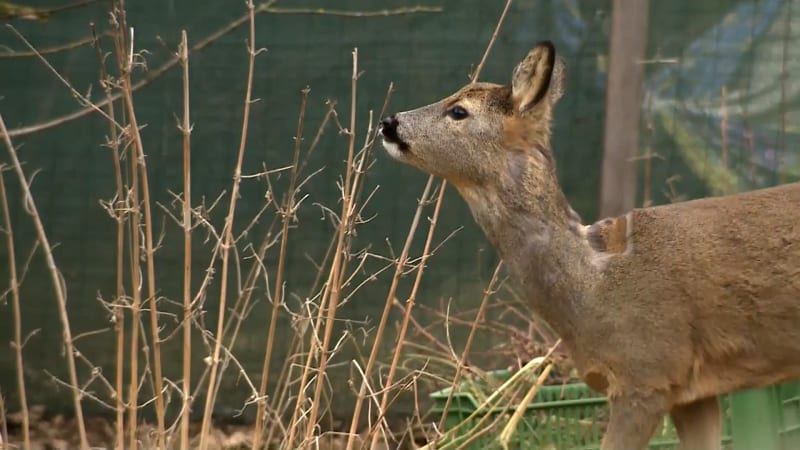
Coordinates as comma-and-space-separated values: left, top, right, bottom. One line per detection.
382, 139, 405, 160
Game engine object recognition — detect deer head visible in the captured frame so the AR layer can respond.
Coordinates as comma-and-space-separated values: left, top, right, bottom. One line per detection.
379, 41, 566, 193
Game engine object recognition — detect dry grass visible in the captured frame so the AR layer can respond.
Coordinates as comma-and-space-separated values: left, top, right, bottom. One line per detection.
0, 1, 571, 449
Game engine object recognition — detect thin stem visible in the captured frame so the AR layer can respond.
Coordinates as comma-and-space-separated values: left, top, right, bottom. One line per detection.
286, 54, 361, 449
19, 0, 100, 17
778, 1, 791, 184
286, 277, 333, 447
344, 176, 433, 450
642, 91, 654, 207
107, 4, 141, 448
0, 31, 112, 58
204, 98, 335, 418
470, 0, 513, 82
264, 5, 441, 17
269, 182, 338, 445
720, 86, 728, 169
251, 87, 310, 449
368, 181, 451, 448
197, 1, 257, 447
6, 4, 439, 139
126, 151, 141, 450
0, 392, 7, 450
91, 21, 127, 450
179, 29, 193, 450
340, 82, 406, 450
349, 3, 512, 445
137, 63, 167, 450
305, 47, 360, 440
0, 166, 29, 450
112, 14, 168, 448
0, 114, 89, 450
436, 262, 503, 432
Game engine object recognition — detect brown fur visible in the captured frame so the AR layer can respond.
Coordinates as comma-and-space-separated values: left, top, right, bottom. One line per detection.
380, 40, 800, 450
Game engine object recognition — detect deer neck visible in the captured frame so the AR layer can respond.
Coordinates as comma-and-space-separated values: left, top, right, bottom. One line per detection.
455, 152, 599, 342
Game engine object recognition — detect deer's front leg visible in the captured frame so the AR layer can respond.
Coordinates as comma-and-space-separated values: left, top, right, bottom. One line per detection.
601, 393, 667, 450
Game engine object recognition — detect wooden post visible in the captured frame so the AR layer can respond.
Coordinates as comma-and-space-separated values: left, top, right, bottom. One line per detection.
599, 0, 650, 218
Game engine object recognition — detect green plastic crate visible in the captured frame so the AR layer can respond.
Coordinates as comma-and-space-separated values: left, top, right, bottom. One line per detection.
429, 370, 800, 450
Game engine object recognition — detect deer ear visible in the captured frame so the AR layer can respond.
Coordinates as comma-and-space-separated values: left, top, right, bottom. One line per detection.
511, 41, 557, 113
549, 56, 566, 105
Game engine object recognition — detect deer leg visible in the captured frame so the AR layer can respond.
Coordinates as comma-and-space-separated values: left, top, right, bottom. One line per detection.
601, 393, 666, 450
670, 396, 721, 450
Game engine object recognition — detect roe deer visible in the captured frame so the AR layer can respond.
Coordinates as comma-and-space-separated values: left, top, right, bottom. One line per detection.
379, 41, 800, 450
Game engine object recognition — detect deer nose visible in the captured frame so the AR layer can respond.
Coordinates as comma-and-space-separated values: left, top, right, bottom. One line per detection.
380, 115, 398, 134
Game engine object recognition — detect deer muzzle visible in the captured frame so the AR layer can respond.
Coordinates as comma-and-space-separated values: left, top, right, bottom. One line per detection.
379, 114, 409, 159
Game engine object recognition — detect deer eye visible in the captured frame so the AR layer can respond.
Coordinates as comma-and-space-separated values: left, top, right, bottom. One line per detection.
447, 106, 469, 120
